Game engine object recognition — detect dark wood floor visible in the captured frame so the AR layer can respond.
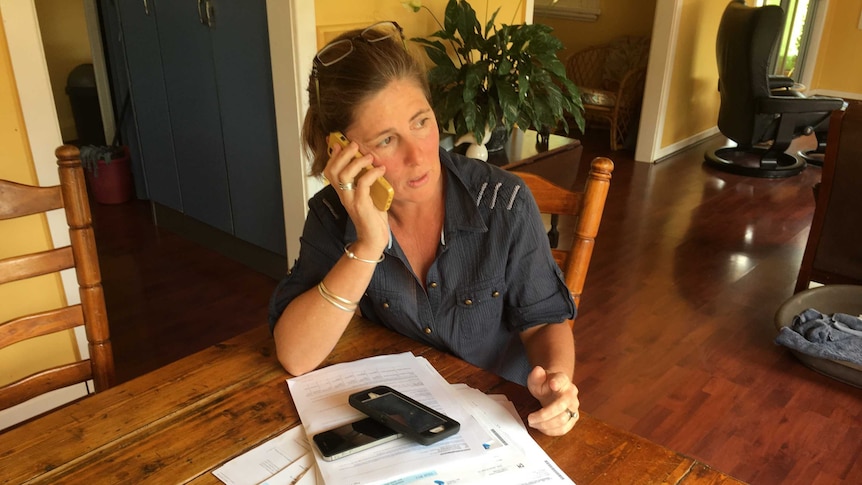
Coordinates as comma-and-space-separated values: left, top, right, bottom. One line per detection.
90, 201, 275, 383
91, 126, 862, 485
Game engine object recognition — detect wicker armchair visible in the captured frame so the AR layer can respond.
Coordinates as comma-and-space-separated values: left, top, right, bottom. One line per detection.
565, 36, 650, 150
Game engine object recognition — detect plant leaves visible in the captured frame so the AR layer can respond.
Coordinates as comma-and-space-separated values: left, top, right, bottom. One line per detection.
412, 0, 585, 139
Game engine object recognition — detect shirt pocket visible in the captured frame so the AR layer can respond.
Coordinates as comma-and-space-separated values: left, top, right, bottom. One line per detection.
454, 276, 505, 340
364, 286, 413, 328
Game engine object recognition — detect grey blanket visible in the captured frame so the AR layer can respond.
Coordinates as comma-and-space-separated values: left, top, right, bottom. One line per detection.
775, 308, 862, 366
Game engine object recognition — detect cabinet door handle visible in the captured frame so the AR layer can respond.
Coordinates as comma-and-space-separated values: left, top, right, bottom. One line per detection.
197, 0, 214, 27
197, 0, 207, 25
205, 0, 215, 27
142, 0, 149, 15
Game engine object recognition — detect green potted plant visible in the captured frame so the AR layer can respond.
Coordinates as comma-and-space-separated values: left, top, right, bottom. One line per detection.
405, 0, 585, 150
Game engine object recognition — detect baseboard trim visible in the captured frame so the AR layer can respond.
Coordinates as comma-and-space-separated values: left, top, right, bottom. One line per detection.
152, 203, 286, 280
654, 126, 721, 163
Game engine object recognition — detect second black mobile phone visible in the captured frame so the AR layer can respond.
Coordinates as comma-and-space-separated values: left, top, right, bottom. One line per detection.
312, 417, 402, 461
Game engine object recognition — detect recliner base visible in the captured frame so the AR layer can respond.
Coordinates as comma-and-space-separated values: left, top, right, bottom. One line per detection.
798, 132, 828, 166
798, 148, 824, 166
704, 146, 805, 178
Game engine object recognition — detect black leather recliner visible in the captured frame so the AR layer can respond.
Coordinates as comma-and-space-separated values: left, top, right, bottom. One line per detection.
704, 1, 846, 178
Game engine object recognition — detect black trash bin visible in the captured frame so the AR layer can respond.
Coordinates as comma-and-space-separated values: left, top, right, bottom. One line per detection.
65, 63, 105, 146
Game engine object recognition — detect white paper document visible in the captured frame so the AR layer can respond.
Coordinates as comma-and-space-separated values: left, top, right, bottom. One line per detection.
448, 385, 575, 484
212, 425, 311, 485
258, 452, 314, 485
213, 352, 574, 485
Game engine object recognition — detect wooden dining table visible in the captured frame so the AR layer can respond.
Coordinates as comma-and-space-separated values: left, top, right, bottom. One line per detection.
0, 317, 745, 484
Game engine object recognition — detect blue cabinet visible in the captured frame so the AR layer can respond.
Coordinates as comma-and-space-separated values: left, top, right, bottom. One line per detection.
104, 0, 285, 256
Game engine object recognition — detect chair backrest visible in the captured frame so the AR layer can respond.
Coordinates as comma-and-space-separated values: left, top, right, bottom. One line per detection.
513, 157, 614, 326
0, 145, 114, 412
795, 105, 862, 291
566, 44, 607, 89
565, 36, 650, 93
715, 1, 784, 146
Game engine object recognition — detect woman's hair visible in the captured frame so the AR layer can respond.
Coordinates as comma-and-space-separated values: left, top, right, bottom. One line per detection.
302, 25, 430, 176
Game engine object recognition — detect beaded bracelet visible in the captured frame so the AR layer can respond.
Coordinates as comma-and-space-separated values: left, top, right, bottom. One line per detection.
344, 243, 385, 264
317, 282, 357, 312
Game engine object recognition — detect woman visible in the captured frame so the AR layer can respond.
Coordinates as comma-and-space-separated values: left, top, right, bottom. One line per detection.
269, 21, 580, 436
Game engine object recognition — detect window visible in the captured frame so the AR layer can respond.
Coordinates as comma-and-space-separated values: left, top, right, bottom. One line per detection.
533, 0, 601, 22
756, 0, 819, 80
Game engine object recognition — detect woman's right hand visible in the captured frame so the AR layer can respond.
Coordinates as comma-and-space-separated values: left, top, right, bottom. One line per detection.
323, 141, 390, 256
275, 141, 388, 377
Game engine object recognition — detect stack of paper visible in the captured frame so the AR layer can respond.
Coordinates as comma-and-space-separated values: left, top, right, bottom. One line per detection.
213, 352, 574, 485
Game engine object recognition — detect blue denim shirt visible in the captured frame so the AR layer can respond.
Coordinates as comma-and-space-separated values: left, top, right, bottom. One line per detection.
269, 148, 575, 384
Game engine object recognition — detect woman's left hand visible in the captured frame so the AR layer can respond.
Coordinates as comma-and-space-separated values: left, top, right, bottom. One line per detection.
525, 366, 580, 436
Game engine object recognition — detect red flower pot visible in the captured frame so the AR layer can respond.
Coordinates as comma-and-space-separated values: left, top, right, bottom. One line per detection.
85, 147, 134, 204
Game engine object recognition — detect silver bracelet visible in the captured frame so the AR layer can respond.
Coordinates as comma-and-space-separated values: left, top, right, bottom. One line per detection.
317, 282, 357, 312
318, 280, 358, 306
344, 243, 384, 264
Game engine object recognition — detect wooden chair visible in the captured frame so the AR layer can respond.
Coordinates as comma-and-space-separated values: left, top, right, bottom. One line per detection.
512, 157, 614, 326
0, 145, 114, 413
794, 106, 862, 292
565, 36, 649, 151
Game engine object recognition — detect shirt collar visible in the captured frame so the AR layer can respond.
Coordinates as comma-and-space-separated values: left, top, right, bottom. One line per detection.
440, 148, 489, 240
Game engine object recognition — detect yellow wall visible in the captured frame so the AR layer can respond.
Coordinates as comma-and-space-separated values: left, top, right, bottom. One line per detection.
535, 1, 658, 62
313, 0, 526, 49
538, 0, 862, 152
34, 0, 92, 143
809, 0, 862, 96
661, 0, 726, 148
660, 0, 862, 149
0, 9, 78, 387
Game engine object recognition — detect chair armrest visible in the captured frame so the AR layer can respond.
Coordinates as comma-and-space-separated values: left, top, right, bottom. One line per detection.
616, 67, 648, 106
758, 96, 846, 114
768, 75, 795, 90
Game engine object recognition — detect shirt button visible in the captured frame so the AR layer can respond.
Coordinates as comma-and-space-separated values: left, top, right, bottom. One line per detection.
464, 299, 473, 305
424, 327, 432, 334
491, 291, 500, 298
382, 302, 390, 309
429, 282, 438, 288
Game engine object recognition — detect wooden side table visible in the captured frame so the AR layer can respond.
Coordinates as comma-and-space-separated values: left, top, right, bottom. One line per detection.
443, 129, 584, 189
499, 130, 584, 191
490, 129, 582, 169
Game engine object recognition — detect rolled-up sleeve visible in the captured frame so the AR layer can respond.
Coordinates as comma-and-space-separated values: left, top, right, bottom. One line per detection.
503, 180, 576, 330
267, 189, 347, 332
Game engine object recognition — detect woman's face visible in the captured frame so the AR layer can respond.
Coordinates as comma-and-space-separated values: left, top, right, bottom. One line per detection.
344, 78, 441, 207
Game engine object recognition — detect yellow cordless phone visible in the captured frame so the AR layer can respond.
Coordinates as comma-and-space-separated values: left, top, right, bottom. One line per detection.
327, 132, 394, 211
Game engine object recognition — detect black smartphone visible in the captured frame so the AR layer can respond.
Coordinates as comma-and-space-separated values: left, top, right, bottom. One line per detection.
327, 132, 394, 211
311, 417, 402, 461
348, 385, 460, 446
